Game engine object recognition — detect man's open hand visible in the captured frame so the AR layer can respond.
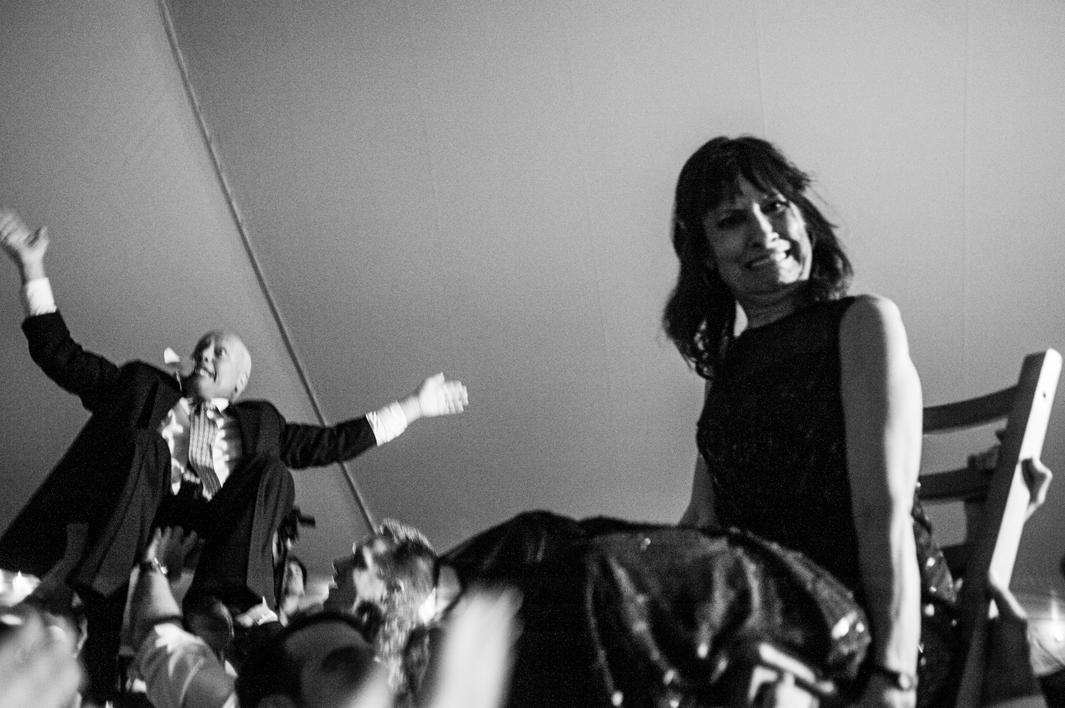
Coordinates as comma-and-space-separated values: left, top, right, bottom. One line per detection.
0, 210, 48, 271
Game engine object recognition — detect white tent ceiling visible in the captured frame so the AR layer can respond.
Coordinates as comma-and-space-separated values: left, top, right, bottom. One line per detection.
2, 0, 1064, 594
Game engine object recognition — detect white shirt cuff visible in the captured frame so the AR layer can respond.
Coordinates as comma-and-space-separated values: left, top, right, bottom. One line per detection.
366, 401, 408, 445
22, 277, 56, 317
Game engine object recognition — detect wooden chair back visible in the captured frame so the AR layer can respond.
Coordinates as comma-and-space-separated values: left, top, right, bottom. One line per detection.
736, 349, 1061, 707
919, 349, 1061, 707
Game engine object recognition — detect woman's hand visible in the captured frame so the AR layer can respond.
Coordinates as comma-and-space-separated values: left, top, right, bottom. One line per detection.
968, 438, 1053, 520
1022, 457, 1053, 519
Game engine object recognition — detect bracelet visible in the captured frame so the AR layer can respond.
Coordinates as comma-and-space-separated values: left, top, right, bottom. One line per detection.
869, 664, 917, 691
139, 557, 169, 577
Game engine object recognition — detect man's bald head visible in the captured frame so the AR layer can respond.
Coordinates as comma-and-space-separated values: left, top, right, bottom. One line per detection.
187, 330, 252, 401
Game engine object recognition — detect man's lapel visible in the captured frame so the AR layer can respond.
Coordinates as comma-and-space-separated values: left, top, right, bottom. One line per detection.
230, 403, 264, 456
146, 375, 184, 427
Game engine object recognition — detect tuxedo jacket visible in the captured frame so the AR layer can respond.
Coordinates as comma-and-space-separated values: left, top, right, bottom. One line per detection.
0, 311, 378, 584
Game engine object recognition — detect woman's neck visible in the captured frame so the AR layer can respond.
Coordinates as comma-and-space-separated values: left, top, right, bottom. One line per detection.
739, 291, 805, 329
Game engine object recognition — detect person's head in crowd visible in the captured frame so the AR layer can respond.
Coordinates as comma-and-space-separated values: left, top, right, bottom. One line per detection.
279, 555, 310, 625
325, 519, 438, 697
185, 595, 235, 661
283, 556, 309, 601
235, 610, 391, 708
326, 519, 437, 621
663, 135, 852, 381
185, 330, 252, 401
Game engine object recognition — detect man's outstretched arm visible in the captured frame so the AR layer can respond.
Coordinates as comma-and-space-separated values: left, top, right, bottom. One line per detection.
0, 209, 122, 408
0, 208, 50, 301
279, 372, 470, 468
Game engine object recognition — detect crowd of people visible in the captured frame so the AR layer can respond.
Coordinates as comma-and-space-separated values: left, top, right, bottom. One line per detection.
0, 135, 1058, 707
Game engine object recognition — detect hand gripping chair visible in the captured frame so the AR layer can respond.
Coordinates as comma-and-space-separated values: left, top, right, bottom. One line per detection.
739, 349, 1062, 707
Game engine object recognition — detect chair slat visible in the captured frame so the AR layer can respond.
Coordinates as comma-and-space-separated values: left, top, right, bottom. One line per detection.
739, 350, 1060, 708
952, 349, 1061, 707
917, 466, 991, 502
923, 386, 1016, 433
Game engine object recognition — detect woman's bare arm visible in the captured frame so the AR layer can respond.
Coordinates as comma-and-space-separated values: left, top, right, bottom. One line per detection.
680, 453, 717, 527
840, 294, 922, 706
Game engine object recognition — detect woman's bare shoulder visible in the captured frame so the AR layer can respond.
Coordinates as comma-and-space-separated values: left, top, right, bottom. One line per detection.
840, 293, 910, 359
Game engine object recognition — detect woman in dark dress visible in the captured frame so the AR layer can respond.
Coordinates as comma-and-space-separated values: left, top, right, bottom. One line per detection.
665, 136, 955, 707
444, 136, 1046, 707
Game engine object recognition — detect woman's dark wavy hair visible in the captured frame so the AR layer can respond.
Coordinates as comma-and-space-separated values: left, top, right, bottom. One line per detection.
663, 135, 852, 380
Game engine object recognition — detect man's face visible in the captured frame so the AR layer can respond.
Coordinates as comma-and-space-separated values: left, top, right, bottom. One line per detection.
325, 537, 393, 612
283, 561, 306, 598
284, 620, 392, 708
187, 331, 250, 401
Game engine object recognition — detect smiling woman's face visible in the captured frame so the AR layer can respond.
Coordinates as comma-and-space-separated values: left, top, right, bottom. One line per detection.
702, 177, 813, 321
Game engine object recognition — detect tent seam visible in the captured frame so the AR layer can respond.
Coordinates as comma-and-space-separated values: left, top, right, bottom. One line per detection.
155, 0, 375, 529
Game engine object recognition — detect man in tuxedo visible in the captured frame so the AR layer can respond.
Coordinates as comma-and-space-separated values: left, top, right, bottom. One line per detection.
0, 209, 469, 701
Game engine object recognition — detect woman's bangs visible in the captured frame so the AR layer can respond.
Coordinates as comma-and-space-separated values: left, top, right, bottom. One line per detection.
736, 150, 804, 202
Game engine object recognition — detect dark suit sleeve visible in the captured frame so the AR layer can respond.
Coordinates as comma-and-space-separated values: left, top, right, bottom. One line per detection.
278, 416, 379, 469
22, 311, 123, 412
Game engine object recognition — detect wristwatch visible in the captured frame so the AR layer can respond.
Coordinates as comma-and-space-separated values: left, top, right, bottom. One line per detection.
869, 664, 917, 691
139, 557, 169, 576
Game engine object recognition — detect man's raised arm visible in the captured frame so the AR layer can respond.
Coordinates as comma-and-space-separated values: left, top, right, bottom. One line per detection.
0, 209, 126, 406
0, 209, 53, 316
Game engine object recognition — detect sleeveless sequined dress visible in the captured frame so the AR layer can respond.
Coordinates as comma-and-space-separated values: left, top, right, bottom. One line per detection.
696, 296, 959, 705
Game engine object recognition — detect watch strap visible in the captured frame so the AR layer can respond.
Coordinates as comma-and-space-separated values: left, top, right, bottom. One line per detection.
139, 557, 169, 576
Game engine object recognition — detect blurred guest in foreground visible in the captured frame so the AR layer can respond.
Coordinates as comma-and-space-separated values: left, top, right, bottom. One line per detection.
326, 519, 440, 704
0, 603, 82, 708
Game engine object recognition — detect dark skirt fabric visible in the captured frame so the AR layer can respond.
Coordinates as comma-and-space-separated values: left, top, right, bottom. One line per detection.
442, 511, 872, 707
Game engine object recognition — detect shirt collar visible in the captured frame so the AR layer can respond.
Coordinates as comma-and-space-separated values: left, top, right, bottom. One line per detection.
183, 397, 231, 413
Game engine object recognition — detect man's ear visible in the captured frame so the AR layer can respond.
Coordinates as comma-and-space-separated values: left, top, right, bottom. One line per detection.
234, 371, 249, 396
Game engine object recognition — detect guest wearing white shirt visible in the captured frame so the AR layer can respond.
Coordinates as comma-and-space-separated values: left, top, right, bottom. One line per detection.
130, 528, 520, 708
